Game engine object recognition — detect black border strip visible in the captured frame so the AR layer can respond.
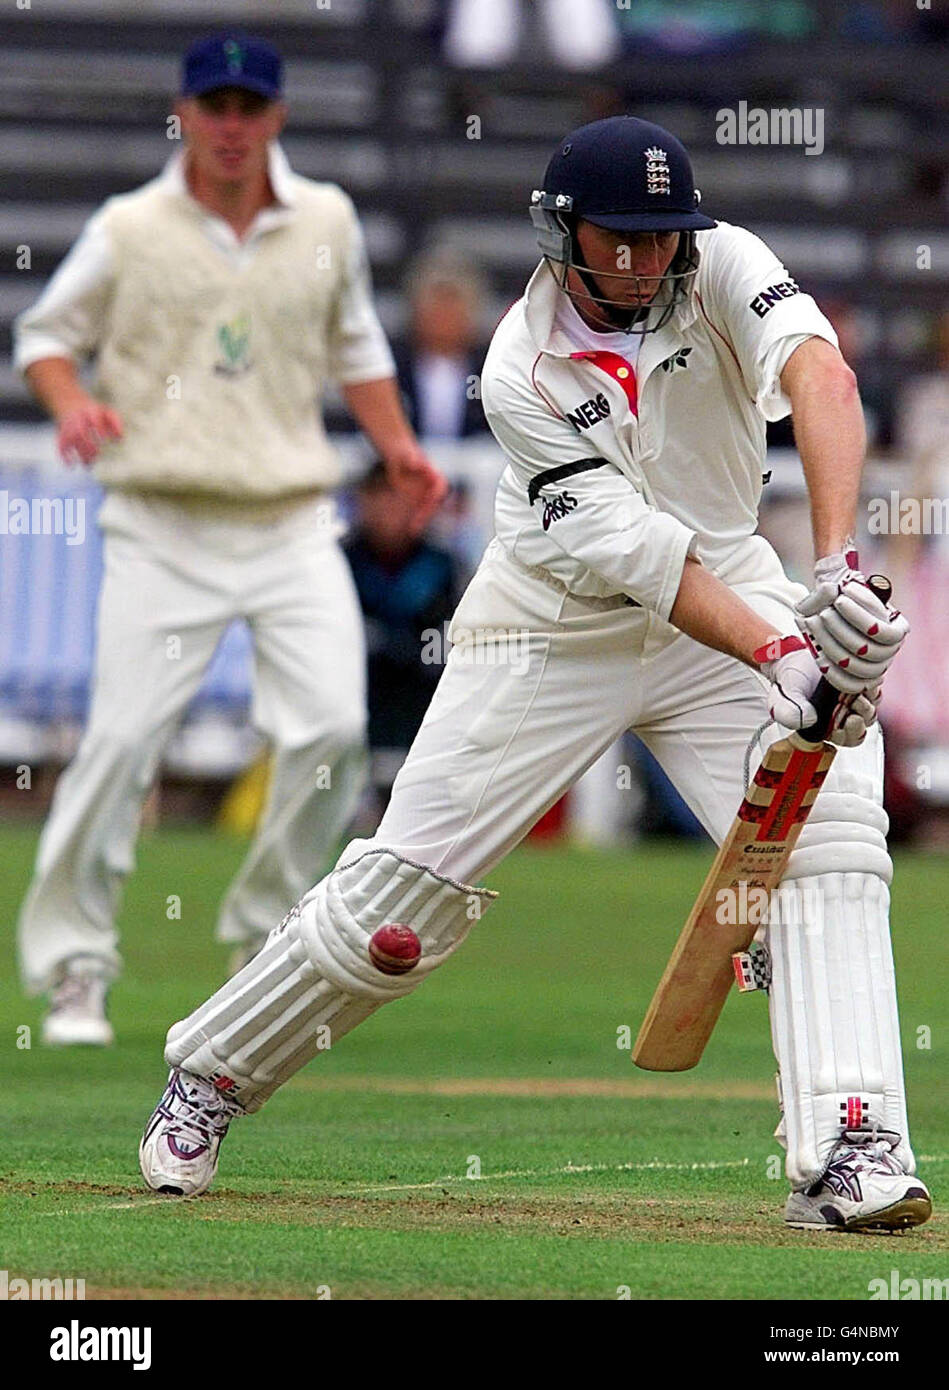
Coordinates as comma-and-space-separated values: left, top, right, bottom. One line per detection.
527, 457, 610, 506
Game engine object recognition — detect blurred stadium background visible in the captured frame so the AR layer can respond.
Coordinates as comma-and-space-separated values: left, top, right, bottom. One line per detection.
1, 0, 947, 848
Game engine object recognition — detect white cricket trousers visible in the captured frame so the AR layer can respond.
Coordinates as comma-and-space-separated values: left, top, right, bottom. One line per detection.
18, 491, 366, 995
368, 536, 884, 877
348, 539, 907, 1194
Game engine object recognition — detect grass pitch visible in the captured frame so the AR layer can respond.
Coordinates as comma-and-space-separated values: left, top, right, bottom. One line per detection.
1, 824, 946, 1300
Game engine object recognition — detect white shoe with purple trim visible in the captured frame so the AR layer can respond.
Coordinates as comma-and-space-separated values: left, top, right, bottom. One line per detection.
139, 1069, 243, 1196
784, 1133, 932, 1232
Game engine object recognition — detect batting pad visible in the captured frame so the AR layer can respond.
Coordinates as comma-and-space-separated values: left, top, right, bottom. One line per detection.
165, 844, 497, 1111
766, 781, 913, 1187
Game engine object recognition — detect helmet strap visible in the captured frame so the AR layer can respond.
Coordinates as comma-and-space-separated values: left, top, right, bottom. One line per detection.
558, 224, 699, 335
565, 222, 641, 331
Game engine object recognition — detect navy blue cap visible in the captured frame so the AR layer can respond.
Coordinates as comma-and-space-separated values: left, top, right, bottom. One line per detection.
543, 116, 716, 232
182, 33, 283, 100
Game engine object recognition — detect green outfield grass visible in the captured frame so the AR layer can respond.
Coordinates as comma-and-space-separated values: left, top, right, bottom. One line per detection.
1, 824, 946, 1300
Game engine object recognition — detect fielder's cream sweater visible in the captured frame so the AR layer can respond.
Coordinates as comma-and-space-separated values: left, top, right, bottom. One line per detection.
99, 178, 359, 499
15, 146, 394, 505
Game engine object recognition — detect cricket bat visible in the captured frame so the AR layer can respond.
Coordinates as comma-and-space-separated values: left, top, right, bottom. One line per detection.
632, 578, 890, 1072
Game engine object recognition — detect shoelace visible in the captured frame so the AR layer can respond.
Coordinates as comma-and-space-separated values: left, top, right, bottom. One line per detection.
49, 973, 100, 1013
831, 1138, 901, 1177
160, 1076, 240, 1150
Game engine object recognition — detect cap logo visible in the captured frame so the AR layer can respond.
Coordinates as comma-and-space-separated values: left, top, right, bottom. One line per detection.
223, 38, 244, 76
644, 146, 671, 196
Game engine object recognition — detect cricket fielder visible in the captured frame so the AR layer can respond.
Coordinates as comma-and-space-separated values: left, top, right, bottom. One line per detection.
141, 116, 931, 1232
15, 34, 444, 1044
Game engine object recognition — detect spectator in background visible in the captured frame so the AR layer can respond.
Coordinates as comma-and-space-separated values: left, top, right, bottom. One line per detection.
895, 308, 949, 486
443, 0, 620, 70
344, 461, 464, 822
865, 308, 949, 837
394, 251, 491, 440
841, 0, 947, 44
615, 0, 816, 54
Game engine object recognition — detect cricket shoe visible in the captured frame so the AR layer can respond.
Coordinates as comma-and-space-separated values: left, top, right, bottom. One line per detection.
139, 1069, 244, 1196
42, 959, 114, 1046
785, 1133, 932, 1232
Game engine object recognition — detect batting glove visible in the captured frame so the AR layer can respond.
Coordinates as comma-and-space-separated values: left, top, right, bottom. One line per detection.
754, 634, 880, 748
795, 550, 909, 691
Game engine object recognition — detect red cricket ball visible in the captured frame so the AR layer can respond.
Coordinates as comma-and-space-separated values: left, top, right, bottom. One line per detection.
368, 923, 422, 975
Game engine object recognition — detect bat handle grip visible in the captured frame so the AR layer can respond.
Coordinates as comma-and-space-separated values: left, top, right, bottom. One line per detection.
798, 575, 893, 745
799, 676, 839, 744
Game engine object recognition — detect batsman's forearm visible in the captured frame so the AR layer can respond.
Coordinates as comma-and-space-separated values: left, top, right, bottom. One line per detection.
783, 340, 865, 557
795, 394, 864, 557
342, 376, 415, 458
24, 356, 90, 422
669, 557, 776, 666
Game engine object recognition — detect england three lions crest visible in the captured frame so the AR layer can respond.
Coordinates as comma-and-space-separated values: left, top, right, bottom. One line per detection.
644, 146, 671, 196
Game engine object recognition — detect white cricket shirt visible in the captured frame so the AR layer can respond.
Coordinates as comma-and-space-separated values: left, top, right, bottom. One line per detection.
483, 221, 836, 622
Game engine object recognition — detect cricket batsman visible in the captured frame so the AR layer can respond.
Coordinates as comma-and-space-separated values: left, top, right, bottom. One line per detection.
141, 116, 931, 1232
15, 33, 443, 1044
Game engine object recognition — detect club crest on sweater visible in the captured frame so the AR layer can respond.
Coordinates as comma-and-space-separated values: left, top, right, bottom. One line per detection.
214, 313, 253, 376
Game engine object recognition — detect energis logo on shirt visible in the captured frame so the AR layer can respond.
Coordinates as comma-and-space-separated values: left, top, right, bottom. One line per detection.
565, 393, 611, 431
749, 279, 800, 318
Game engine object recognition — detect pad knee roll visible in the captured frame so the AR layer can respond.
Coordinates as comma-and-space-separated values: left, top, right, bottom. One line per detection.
783, 791, 891, 884
165, 844, 497, 1111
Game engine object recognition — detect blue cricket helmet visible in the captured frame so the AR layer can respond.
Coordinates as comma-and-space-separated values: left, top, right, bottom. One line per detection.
529, 116, 716, 333
538, 116, 716, 233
